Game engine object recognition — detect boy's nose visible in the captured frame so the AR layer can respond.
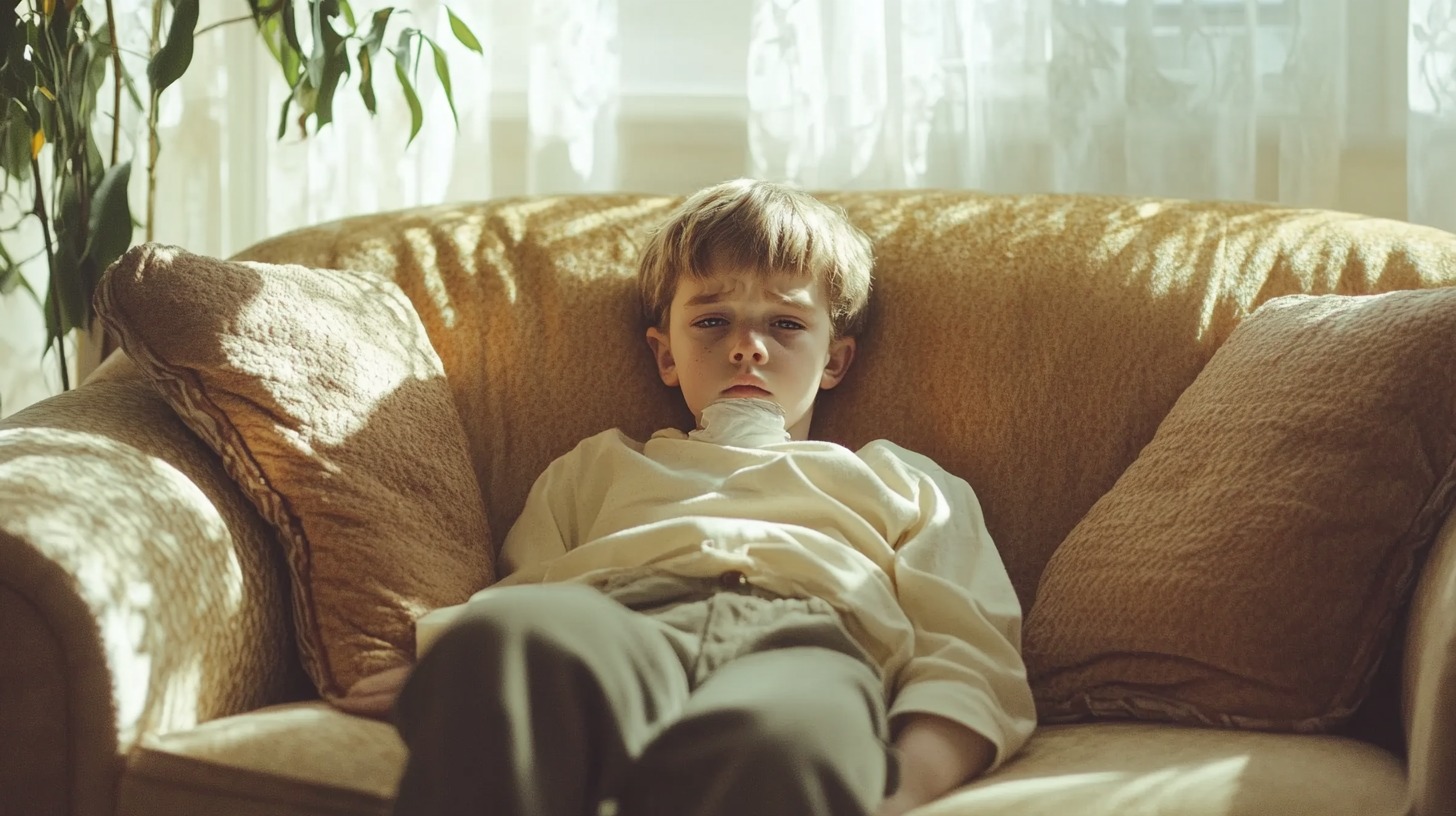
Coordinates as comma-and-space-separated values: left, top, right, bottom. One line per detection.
730, 330, 768, 363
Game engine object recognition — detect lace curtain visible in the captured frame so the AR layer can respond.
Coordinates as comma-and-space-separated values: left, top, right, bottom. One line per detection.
2, 0, 1450, 415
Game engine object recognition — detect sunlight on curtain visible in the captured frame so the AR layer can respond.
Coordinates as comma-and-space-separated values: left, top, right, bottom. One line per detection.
746, 0, 1354, 201
529, 0, 620, 190
1409, 0, 1456, 232
0, 0, 1447, 417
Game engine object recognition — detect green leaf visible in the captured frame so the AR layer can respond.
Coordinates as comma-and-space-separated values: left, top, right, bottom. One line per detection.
46, 176, 90, 340
427, 36, 457, 126
85, 160, 132, 277
281, 0, 304, 55
83, 132, 103, 181
394, 58, 422, 146
358, 46, 377, 114
339, 0, 356, 31
396, 27, 417, 78
446, 7, 482, 54
258, 13, 285, 64
31, 89, 56, 154
307, 0, 326, 87
147, 0, 199, 93
313, 20, 349, 129
0, 98, 31, 180
81, 46, 109, 135
362, 8, 393, 56
2, 4, 37, 101
280, 34, 303, 85
277, 87, 294, 139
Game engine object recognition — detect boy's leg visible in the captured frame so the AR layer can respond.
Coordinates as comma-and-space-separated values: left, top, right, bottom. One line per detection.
390, 583, 691, 816
618, 644, 892, 816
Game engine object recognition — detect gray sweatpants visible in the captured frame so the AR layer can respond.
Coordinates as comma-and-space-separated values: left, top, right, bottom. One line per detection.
390, 573, 897, 816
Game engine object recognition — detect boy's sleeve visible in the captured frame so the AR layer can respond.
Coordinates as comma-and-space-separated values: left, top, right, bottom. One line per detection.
497, 442, 589, 577
881, 443, 1038, 771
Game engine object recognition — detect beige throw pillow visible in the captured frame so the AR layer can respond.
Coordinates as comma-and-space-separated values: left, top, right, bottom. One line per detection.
1024, 287, 1456, 731
95, 243, 495, 702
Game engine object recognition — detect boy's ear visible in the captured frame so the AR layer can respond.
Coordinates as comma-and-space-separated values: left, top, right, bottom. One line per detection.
820, 335, 856, 390
645, 326, 680, 387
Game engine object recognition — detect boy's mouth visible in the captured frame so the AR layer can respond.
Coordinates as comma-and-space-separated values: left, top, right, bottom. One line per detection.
722, 383, 770, 397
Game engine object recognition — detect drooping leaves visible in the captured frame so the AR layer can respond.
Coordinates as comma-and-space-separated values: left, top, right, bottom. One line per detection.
446, 7, 482, 54
85, 159, 132, 279
147, 0, 199, 93
4, 1, 488, 394
426, 35, 457, 126
394, 56, 423, 145
253, 3, 481, 141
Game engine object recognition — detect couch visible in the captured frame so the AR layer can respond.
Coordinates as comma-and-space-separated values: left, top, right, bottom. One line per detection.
3, 190, 1455, 816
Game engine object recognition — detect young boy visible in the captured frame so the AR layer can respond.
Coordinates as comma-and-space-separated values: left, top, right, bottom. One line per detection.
385, 179, 1035, 816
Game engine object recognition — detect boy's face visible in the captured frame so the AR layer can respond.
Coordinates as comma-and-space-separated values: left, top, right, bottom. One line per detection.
645, 264, 856, 440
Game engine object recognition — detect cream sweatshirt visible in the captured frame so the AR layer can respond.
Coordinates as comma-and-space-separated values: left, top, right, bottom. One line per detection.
417, 398, 1036, 768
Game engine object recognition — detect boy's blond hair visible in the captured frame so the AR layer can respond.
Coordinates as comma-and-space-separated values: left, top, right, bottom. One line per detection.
638, 179, 873, 337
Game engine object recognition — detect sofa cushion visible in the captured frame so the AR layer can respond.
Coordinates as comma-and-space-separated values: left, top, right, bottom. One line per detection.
118, 703, 401, 816
95, 244, 495, 702
115, 705, 1405, 816
940, 723, 1408, 816
1025, 288, 1456, 730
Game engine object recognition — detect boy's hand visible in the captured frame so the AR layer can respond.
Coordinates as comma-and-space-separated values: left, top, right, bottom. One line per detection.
877, 713, 995, 814
332, 664, 413, 720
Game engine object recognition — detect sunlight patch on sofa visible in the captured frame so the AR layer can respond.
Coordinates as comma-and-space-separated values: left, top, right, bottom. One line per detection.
935, 756, 1247, 815
0, 427, 243, 748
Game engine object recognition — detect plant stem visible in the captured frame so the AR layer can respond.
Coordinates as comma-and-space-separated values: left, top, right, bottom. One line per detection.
195, 14, 258, 38
31, 154, 70, 392
105, 0, 122, 165
146, 0, 162, 243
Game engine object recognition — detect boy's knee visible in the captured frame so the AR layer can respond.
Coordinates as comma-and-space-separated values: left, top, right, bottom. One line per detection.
644, 650, 886, 769
718, 698, 874, 767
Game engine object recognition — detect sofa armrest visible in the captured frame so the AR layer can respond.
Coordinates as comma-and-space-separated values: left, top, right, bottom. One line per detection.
1405, 503, 1456, 816
0, 360, 311, 816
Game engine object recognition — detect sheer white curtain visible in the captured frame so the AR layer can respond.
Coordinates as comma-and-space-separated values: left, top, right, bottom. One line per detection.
747, 0, 1354, 202
0, 0, 1446, 416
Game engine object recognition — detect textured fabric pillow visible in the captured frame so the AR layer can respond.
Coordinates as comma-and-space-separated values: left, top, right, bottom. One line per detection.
1024, 287, 1456, 731
95, 243, 495, 703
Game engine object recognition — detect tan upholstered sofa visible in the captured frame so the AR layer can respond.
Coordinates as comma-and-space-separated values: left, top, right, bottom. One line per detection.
3, 190, 1455, 816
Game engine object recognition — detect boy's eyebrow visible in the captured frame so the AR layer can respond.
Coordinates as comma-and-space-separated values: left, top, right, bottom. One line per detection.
683, 290, 815, 309
684, 292, 726, 307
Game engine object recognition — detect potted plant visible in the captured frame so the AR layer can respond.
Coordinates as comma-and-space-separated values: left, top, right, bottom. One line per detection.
0, 0, 480, 399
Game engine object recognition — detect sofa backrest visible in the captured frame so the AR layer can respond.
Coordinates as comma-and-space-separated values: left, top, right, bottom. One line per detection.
235, 191, 1456, 611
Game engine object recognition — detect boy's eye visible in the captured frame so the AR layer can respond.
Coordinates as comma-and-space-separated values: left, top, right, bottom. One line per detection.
689, 317, 805, 330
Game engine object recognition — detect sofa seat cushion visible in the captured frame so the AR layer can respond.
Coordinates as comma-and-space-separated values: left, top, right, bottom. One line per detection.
117, 705, 1405, 816
941, 723, 1407, 816
117, 702, 402, 816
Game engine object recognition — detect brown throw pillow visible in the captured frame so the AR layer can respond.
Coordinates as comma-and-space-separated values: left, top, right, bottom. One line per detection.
95, 243, 495, 703
1024, 287, 1456, 731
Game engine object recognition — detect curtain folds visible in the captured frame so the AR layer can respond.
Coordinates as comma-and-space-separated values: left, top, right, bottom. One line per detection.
0, 0, 1447, 415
